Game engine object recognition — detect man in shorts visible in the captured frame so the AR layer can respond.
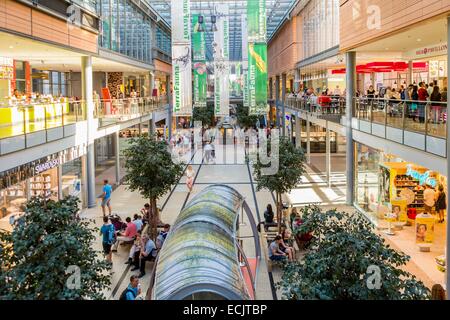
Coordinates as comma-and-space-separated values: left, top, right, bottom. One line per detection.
100, 216, 115, 263
101, 179, 113, 217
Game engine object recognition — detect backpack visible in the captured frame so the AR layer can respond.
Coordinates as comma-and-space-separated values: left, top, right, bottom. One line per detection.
119, 288, 136, 301
106, 224, 116, 245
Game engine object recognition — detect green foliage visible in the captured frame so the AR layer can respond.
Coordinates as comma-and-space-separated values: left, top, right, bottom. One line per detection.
236, 105, 259, 128
253, 135, 306, 196
122, 133, 185, 201
279, 205, 431, 300
0, 197, 111, 300
192, 105, 214, 127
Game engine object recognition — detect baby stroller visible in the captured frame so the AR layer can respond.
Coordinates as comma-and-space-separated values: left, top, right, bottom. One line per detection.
109, 214, 126, 232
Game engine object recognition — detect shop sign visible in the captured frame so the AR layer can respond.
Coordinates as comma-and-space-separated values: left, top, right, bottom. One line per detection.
248, 43, 268, 115
404, 43, 447, 59
405, 164, 437, 187
34, 159, 60, 175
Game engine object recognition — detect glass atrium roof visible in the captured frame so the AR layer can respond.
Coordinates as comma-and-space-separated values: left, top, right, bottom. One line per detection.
146, 0, 296, 61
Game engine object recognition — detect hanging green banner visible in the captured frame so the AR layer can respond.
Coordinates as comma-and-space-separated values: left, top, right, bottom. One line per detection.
192, 14, 206, 61
248, 43, 268, 115
247, 0, 266, 43
193, 62, 207, 108
192, 14, 207, 108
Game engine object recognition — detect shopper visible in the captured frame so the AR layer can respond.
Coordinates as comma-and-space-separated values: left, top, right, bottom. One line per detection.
119, 275, 141, 300
156, 223, 171, 249
125, 231, 142, 265
132, 214, 143, 232
100, 216, 115, 264
423, 184, 436, 214
417, 82, 428, 123
435, 184, 446, 223
100, 179, 113, 217
140, 203, 151, 221
410, 85, 419, 120
264, 204, 275, 224
132, 234, 158, 278
280, 230, 295, 261
185, 165, 195, 192
268, 235, 288, 262
430, 86, 442, 124
113, 217, 137, 250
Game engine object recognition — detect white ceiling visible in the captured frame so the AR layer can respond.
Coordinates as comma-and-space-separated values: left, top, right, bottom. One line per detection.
0, 32, 150, 74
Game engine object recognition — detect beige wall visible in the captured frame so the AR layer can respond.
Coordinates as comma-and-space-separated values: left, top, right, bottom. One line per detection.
340, 0, 450, 51
268, 15, 302, 78
0, 0, 98, 53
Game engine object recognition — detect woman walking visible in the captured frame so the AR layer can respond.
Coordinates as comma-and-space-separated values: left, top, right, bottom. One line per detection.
435, 184, 446, 223
186, 165, 195, 192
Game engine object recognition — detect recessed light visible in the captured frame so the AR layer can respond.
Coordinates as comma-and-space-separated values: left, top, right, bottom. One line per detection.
385, 47, 389, 50
417, 38, 421, 42
9, 45, 13, 49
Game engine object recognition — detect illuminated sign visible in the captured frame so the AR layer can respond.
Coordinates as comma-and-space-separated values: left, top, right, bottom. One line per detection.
406, 164, 437, 187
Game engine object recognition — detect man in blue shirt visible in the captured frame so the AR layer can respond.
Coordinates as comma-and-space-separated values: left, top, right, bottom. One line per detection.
120, 275, 141, 300
100, 179, 113, 217
100, 216, 115, 263
132, 235, 157, 278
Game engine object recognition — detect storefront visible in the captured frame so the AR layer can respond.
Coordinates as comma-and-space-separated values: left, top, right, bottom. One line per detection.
0, 145, 87, 231
298, 120, 338, 153
354, 141, 447, 285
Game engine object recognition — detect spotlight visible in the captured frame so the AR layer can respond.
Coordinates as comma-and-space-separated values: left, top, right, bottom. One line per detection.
211, 15, 218, 32
197, 15, 205, 32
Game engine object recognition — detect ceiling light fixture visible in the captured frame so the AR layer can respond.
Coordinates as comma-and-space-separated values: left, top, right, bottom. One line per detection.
211, 15, 218, 32
197, 15, 205, 32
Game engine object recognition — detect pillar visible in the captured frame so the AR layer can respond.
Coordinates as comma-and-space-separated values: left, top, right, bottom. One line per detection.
269, 77, 273, 100
295, 113, 302, 149
445, 15, 450, 300
57, 165, 63, 200
306, 114, 311, 164
275, 75, 280, 127
166, 74, 172, 140
407, 60, 413, 85
294, 69, 300, 93
281, 73, 287, 136
150, 111, 156, 135
114, 131, 120, 185
82, 56, 96, 208
345, 51, 356, 206
326, 122, 331, 188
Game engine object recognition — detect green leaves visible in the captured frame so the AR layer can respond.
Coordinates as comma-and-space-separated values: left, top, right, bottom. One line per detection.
122, 133, 185, 201
278, 206, 431, 300
0, 197, 111, 300
253, 136, 306, 196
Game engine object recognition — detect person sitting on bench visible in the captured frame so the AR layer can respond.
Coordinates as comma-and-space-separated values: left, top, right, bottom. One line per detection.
132, 234, 157, 278
268, 236, 288, 262
113, 217, 137, 251
263, 204, 277, 231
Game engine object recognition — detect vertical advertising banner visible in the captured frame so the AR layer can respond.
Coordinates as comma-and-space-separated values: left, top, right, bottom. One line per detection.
192, 14, 207, 108
248, 43, 268, 115
214, 3, 230, 117
172, 44, 193, 116
242, 14, 249, 107
247, 0, 266, 43
171, 0, 192, 116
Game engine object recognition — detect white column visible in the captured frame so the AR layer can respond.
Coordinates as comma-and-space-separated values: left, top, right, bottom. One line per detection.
82, 56, 96, 208
306, 114, 311, 164
294, 69, 300, 93
445, 15, 450, 299
326, 122, 331, 188
57, 165, 63, 200
114, 131, 120, 185
346, 51, 356, 206
295, 113, 302, 149
407, 60, 413, 85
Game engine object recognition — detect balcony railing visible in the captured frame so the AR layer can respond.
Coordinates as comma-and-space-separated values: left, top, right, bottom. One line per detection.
355, 97, 447, 139
96, 97, 168, 127
0, 97, 168, 155
285, 96, 346, 120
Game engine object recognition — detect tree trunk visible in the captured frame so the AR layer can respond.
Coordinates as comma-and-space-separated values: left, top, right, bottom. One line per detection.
276, 192, 282, 233
149, 197, 158, 241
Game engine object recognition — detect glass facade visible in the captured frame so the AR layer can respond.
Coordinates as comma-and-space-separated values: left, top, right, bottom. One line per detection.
302, 0, 339, 59
156, 26, 171, 56
98, 0, 152, 64
32, 71, 70, 97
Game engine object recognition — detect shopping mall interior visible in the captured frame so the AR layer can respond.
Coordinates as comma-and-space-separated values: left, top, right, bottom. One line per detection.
0, 0, 450, 305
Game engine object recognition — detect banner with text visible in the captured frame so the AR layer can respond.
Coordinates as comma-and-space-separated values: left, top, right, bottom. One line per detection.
192, 14, 207, 108
248, 43, 268, 115
241, 14, 249, 107
171, 0, 191, 43
172, 44, 193, 116
247, 0, 266, 43
214, 3, 230, 117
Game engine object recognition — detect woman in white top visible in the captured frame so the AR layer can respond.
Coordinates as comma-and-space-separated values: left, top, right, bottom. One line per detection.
185, 165, 195, 192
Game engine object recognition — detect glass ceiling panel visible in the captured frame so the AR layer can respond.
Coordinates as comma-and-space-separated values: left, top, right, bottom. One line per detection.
146, 0, 295, 61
